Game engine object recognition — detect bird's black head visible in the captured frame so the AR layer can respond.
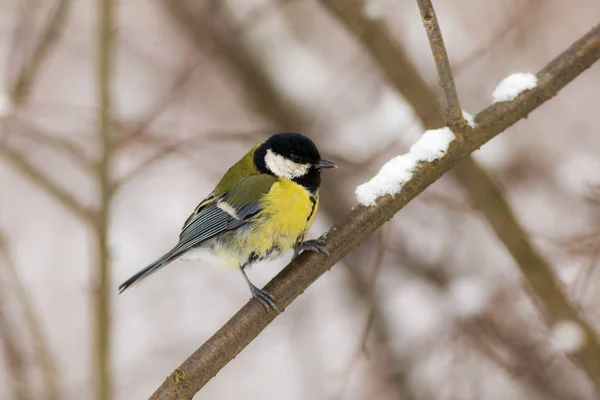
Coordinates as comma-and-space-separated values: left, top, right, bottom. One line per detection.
254, 133, 335, 193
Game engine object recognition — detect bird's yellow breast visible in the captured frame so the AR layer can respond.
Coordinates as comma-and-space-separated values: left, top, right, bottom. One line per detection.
251, 179, 318, 258
211, 178, 319, 268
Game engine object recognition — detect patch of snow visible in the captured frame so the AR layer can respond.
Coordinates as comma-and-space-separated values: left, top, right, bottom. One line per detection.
462, 110, 476, 127
549, 320, 586, 354
355, 128, 455, 206
492, 72, 538, 102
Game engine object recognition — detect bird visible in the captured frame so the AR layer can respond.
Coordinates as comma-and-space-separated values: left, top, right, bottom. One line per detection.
118, 132, 336, 312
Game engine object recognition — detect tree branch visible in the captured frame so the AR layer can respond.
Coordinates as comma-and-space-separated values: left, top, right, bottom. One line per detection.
150, 22, 600, 400
415, 0, 464, 127
92, 0, 115, 399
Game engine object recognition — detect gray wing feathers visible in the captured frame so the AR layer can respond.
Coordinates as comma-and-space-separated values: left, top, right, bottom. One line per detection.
168, 199, 261, 261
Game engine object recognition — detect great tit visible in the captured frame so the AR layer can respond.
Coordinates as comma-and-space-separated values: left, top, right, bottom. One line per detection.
118, 132, 336, 312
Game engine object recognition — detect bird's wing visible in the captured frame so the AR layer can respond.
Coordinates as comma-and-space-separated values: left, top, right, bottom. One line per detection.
166, 174, 277, 261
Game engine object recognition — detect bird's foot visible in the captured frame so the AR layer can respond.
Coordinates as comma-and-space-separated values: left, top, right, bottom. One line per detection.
293, 239, 329, 259
249, 284, 279, 313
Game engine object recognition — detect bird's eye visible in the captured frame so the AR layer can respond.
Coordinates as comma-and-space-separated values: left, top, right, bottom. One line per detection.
290, 154, 302, 163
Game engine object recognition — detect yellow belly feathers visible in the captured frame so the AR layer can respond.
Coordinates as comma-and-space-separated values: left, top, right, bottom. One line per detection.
216, 178, 318, 268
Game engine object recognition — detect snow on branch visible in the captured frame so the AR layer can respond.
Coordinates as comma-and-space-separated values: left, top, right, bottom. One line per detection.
356, 128, 455, 206
492, 72, 538, 102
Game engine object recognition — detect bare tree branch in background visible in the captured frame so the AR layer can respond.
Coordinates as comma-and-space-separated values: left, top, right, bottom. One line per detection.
14, 117, 93, 173
334, 232, 423, 400
0, 277, 31, 400
159, 0, 301, 129
393, 240, 591, 400
0, 3, 76, 399
452, 0, 542, 76
112, 129, 266, 193
0, 0, 91, 227
5, 0, 37, 83
92, 0, 116, 399
0, 141, 93, 224
114, 62, 199, 150
0, 232, 62, 400
11, 0, 73, 106
150, 23, 600, 399
472, 313, 592, 400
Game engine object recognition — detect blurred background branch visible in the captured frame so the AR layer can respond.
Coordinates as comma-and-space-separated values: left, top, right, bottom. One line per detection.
10, 0, 72, 106
92, 0, 116, 399
0, 231, 61, 400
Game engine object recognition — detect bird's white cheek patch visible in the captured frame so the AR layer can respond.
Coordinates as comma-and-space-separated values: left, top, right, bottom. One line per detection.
265, 149, 309, 179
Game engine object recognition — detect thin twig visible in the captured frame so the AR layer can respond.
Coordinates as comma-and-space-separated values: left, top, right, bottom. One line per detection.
150, 23, 600, 399
415, 0, 464, 128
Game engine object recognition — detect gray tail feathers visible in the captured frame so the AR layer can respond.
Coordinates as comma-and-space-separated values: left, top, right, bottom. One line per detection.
118, 254, 171, 294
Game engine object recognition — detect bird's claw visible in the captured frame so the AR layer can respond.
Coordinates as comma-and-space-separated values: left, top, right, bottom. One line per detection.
249, 285, 279, 313
293, 239, 329, 259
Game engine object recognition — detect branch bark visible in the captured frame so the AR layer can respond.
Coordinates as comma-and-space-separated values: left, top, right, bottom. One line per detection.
150, 22, 600, 399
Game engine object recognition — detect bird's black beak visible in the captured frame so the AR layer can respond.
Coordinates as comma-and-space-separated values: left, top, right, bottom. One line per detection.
315, 159, 337, 169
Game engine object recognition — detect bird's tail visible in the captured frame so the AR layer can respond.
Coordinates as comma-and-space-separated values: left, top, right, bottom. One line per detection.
118, 254, 171, 293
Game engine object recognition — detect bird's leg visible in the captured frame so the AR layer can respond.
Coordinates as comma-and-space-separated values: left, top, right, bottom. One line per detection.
240, 265, 279, 313
293, 239, 329, 259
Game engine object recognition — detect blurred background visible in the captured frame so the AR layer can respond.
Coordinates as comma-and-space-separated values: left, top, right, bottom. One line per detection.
1, 0, 600, 399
